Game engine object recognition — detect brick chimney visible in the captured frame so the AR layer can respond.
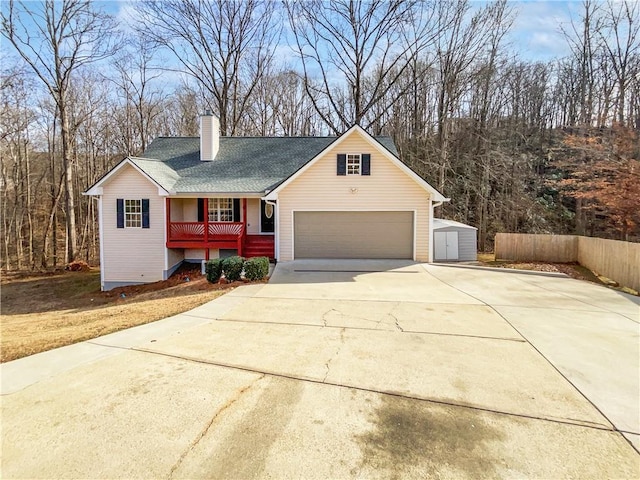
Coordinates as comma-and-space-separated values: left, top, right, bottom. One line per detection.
200, 110, 220, 161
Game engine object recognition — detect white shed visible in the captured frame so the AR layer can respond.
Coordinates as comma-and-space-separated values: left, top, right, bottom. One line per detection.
433, 218, 478, 262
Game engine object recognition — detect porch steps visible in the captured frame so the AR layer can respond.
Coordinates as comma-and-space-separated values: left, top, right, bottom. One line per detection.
244, 235, 275, 259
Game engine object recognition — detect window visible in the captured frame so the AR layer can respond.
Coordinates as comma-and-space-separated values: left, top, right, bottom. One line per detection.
125, 199, 142, 228
208, 198, 234, 222
337, 153, 370, 176
347, 154, 361, 175
117, 198, 149, 228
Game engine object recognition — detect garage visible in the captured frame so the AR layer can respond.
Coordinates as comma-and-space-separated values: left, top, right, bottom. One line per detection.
294, 211, 414, 259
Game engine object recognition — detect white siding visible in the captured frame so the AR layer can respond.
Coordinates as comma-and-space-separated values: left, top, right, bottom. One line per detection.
169, 198, 184, 221
102, 164, 166, 284
278, 130, 432, 261
183, 199, 198, 221
247, 198, 260, 234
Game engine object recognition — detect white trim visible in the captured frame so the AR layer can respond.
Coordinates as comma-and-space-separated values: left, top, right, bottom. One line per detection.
274, 200, 280, 260
162, 193, 265, 199
98, 196, 105, 291
346, 153, 362, 175
429, 201, 434, 263
163, 198, 169, 273
290, 208, 418, 261
84, 157, 171, 196
264, 125, 448, 202
430, 200, 445, 263
124, 198, 143, 228
207, 197, 234, 222
413, 210, 417, 261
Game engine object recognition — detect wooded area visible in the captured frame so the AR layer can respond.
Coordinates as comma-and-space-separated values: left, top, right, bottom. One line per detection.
1, 0, 639, 270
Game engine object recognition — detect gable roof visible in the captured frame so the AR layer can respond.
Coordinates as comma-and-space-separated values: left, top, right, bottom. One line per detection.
433, 218, 477, 230
82, 130, 447, 200
84, 157, 175, 196
264, 125, 448, 202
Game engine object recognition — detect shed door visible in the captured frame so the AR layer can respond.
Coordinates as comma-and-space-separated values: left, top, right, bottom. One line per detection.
294, 211, 413, 259
434, 231, 459, 260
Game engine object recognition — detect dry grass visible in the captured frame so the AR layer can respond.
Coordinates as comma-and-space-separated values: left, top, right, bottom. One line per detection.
0, 266, 237, 363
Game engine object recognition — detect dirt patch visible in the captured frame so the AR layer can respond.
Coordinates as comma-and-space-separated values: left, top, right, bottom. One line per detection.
1, 264, 263, 363
477, 253, 607, 284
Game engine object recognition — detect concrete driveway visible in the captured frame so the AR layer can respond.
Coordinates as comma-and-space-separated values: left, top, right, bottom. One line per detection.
2, 260, 639, 479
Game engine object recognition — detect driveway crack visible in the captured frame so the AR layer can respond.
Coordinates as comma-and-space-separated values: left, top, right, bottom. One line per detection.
167, 373, 266, 479
323, 327, 346, 382
390, 312, 404, 332
322, 308, 340, 327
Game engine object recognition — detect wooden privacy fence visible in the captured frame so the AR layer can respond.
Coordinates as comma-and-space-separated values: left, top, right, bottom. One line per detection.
495, 233, 640, 292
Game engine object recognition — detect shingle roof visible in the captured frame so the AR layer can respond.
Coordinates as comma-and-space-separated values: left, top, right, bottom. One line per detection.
133, 135, 399, 194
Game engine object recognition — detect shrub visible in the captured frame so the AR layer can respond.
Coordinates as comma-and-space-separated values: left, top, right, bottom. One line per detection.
222, 255, 244, 281
244, 256, 269, 281
205, 258, 223, 283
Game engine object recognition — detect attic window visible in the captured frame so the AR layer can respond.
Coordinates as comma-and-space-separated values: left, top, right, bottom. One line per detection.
337, 153, 370, 176
347, 154, 361, 175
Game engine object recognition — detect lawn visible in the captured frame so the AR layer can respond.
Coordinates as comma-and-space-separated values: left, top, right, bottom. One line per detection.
0, 266, 236, 363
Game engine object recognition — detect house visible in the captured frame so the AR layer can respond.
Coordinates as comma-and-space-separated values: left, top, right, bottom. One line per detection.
84, 112, 448, 290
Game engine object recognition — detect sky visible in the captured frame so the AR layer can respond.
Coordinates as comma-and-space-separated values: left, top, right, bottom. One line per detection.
505, 0, 581, 61
2, 0, 584, 81
108, 0, 582, 63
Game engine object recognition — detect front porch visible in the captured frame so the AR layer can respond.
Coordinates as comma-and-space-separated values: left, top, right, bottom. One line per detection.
165, 198, 274, 259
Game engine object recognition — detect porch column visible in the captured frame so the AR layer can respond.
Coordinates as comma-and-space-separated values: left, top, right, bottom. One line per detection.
165, 198, 171, 243
204, 197, 209, 261
243, 198, 247, 236
240, 198, 247, 257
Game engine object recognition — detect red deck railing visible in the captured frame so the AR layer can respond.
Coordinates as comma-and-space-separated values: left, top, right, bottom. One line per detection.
168, 222, 244, 242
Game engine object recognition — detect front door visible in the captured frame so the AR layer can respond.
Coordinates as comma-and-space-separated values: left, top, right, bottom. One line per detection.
260, 200, 275, 233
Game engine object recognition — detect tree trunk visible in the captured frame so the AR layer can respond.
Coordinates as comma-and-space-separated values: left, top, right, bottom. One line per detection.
60, 103, 77, 263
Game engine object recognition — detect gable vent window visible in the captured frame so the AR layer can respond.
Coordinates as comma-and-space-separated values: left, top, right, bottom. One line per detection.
337, 153, 371, 176
117, 198, 149, 228
347, 154, 361, 175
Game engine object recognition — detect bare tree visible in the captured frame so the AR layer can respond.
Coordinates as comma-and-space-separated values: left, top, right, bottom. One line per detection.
598, 0, 640, 126
112, 36, 166, 155
562, 0, 600, 126
133, 0, 280, 136
286, 0, 443, 134
1, 0, 119, 262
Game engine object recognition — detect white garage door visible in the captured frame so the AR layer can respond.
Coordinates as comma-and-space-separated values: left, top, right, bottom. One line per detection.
294, 211, 414, 259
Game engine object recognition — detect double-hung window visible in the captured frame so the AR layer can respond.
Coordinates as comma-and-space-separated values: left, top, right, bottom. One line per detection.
346, 154, 361, 175
125, 199, 142, 228
208, 198, 234, 222
116, 198, 149, 228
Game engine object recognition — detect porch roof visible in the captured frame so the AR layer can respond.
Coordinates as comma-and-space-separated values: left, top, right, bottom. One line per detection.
124, 135, 399, 195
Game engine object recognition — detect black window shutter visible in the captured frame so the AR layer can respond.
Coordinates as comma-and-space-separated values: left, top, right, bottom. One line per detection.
337, 154, 346, 175
233, 198, 241, 222
362, 154, 371, 175
116, 199, 124, 228
141, 199, 150, 228
197, 198, 204, 222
